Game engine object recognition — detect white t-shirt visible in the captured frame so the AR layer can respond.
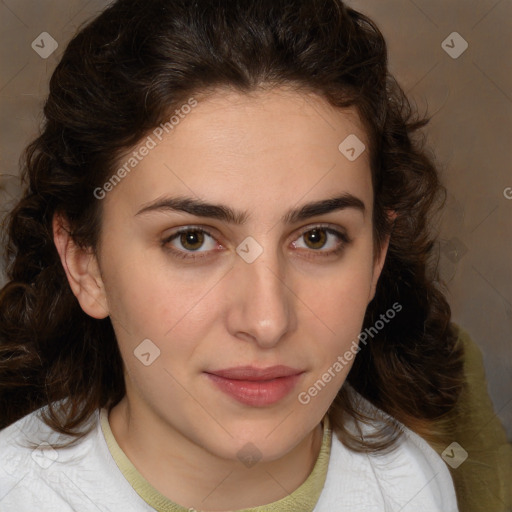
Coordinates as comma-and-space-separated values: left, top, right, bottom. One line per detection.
0, 398, 458, 511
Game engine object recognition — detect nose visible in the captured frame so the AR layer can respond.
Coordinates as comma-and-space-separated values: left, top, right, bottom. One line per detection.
226, 245, 296, 349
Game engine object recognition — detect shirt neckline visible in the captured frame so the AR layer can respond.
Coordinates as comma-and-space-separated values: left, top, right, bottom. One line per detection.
99, 408, 332, 512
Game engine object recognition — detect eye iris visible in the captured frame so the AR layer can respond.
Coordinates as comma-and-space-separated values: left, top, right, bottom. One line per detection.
181, 231, 204, 251
304, 229, 326, 249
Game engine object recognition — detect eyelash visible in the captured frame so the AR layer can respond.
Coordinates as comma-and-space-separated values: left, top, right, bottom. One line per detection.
161, 224, 351, 262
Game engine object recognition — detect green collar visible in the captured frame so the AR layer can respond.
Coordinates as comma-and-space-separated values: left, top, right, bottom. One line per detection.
100, 409, 332, 512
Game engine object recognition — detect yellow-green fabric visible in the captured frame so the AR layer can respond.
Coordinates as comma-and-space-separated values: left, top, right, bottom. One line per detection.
428, 323, 512, 512
100, 410, 332, 512
99, 322, 512, 512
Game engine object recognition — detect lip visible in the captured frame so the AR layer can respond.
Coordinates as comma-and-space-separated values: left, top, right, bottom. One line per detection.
205, 365, 305, 407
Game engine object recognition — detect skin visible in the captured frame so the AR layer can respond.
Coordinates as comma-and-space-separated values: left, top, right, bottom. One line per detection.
53, 87, 391, 511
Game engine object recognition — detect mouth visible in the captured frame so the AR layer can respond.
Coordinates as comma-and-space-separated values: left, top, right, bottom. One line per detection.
204, 365, 305, 407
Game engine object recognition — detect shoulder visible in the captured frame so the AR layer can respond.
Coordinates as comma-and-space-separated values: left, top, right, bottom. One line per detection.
0, 405, 150, 511
314, 392, 459, 512
0, 405, 93, 509
442, 322, 512, 511
0, 406, 66, 479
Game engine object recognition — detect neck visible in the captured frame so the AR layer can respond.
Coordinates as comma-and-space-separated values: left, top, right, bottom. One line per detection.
108, 396, 324, 511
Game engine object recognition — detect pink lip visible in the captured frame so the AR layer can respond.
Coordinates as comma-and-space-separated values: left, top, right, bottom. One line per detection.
205, 365, 305, 407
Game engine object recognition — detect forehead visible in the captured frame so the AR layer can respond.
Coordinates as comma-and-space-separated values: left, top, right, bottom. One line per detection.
182, 86, 368, 160
104, 87, 373, 221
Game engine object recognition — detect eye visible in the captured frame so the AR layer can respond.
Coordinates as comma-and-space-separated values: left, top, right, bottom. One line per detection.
291, 225, 350, 257
161, 224, 350, 262
161, 227, 220, 260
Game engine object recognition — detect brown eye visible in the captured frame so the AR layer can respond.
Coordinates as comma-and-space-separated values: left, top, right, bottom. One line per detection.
161, 227, 218, 260
179, 230, 205, 251
292, 225, 350, 258
303, 228, 327, 250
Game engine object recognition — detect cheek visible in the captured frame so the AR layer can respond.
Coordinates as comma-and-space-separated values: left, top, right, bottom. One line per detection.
295, 269, 371, 409
304, 249, 374, 322
303, 275, 369, 354
104, 264, 220, 398
296, 244, 375, 358
101, 257, 226, 393
102, 242, 219, 334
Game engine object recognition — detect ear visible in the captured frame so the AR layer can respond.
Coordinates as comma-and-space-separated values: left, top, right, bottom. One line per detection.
52, 213, 109, 319
368, 210, 397, 303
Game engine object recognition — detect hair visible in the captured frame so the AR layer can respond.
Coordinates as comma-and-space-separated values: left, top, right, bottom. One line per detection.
0, 0, 464, 452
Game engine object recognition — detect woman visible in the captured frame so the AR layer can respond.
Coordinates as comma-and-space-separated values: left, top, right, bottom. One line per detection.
0, 0, 468, 510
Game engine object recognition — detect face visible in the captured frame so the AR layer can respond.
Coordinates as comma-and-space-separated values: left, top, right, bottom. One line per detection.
56, 87, 389, 463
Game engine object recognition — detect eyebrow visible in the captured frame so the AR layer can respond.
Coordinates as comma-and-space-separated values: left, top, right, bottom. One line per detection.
135, 193, 365, 224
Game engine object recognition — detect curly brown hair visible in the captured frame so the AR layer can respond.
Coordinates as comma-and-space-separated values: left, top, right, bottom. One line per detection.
0, 0, 464, 451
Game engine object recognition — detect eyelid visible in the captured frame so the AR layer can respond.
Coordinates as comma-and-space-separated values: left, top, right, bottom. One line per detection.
161, 223, 350, 261
290, 223, 351, 258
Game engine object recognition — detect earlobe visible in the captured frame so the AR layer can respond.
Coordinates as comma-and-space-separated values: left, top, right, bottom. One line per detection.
52, 213, 109, 319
